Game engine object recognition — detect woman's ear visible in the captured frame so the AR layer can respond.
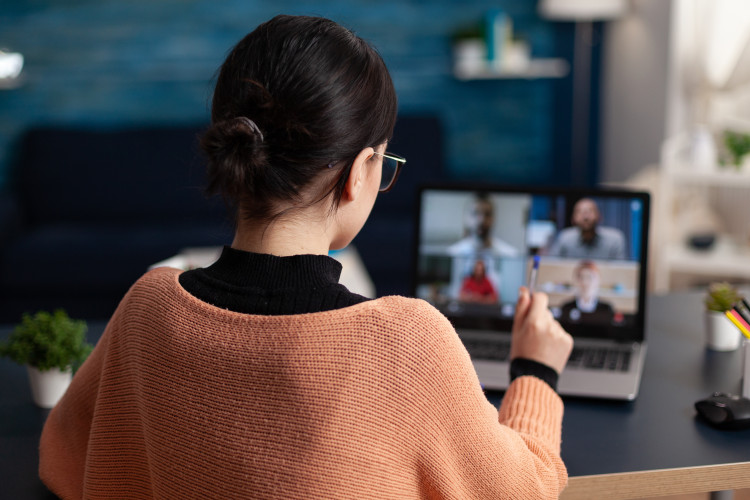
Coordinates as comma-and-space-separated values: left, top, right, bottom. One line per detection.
342, 147, 375, 202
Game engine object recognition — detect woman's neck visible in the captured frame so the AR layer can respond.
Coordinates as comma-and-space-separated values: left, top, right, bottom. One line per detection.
231, 214, 333, 257
232, 220, 331, 257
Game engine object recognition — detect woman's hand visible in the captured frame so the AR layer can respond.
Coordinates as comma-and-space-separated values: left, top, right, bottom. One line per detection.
510, 287, 574, 375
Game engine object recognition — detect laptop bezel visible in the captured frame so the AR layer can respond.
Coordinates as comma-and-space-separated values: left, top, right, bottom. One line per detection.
411, 183, 651, 343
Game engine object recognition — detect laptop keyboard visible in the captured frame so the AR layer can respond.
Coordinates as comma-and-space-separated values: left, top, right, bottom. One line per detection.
462, 338, 632, 372
566, 345, 632, 371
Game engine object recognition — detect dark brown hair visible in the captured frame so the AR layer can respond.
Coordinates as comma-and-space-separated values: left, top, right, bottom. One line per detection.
574, 260, 600, 278
201, 15, 398, 222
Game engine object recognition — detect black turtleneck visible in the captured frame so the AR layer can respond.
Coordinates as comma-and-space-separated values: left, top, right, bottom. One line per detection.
178, 246, 369, 315
178, 246, 558, 391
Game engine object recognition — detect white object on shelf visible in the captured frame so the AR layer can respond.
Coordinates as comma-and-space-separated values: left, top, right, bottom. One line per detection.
454, 58, 569, 80
453, 40, 487, 76
689, 125, 718, 170
660, 237, 750, 277
504, 39, 531, 72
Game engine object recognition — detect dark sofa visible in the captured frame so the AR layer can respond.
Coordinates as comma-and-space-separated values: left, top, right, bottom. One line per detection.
0, 115, 444, 322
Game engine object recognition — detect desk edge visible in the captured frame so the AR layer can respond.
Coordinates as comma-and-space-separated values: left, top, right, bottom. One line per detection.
561, 461, 750, 500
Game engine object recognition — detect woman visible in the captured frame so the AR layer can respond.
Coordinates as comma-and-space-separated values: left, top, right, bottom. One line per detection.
39, 15, 573, 499
459, 259, 499, 304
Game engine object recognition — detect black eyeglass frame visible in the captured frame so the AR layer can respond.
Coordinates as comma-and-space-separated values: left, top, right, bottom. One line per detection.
372, 151, 406, 193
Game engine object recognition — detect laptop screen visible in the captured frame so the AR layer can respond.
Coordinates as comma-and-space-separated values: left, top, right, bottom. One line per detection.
413, 185, 650, 342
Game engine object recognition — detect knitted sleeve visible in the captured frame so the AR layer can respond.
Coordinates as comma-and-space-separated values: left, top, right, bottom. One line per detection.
394, 299, 567, 499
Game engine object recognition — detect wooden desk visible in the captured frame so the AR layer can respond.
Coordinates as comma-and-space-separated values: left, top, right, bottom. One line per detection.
488, 290, 750, 499
2, 291, 750, 499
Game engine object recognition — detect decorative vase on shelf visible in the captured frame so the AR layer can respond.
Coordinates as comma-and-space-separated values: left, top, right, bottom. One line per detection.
690, 124, 718, 171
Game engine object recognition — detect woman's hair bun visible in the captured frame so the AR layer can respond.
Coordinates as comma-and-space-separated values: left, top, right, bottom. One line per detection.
202, 116, 268, 200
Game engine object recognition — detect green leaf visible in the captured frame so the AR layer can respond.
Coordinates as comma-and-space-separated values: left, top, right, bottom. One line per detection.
0, 309, 93, 371
704, 282, 743, 312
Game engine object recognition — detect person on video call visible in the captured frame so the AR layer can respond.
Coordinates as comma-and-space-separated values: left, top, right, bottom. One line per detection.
448, 194, 520, 257
548, 197, 627, 260
561, 260, 615, 323
38, 15, 573, 499
459, 259, 499, 304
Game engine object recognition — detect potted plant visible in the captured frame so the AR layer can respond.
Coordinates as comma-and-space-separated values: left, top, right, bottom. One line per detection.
704, 282, 743, 351
451, 22, 486, 77
723, 130, 750, 169
0, 309, 93, 408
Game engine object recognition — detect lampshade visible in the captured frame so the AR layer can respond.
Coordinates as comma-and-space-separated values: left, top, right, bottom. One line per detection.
538, 0, 628, 21
0, 51, 23, 80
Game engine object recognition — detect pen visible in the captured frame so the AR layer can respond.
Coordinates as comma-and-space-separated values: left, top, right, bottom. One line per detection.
735, 300, 750, 325
726, 309, 750, 340
528, 255, 540, 293
739, 298, 750, 322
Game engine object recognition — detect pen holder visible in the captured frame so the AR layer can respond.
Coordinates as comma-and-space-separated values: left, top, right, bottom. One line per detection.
743, 340, 750, 399
705, 311, 742, 351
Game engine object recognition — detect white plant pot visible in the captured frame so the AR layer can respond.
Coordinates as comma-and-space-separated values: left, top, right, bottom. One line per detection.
26, 365, 72, 408
705, 311, 742, 351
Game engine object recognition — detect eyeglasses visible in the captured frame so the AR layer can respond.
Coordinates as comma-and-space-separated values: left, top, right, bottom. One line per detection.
372, 151, 406, 193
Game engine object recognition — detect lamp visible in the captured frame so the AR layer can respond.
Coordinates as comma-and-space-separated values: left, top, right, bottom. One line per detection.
538, 0, 628, 185
704, 0, 750, 92
0, 50, 24, 89
539, 0, 627, 21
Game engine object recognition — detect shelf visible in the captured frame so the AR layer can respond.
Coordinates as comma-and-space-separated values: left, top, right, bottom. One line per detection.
454, 58, 569, 81
653, 162, 750, 292
663, 164, 750, 187
661, 238, 750, 278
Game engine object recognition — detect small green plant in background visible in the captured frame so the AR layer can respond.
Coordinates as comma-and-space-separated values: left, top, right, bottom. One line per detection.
723, 131, 750, 168
451, 20, 485, 44
704, 282, 743, 313
0, 309, 92, 371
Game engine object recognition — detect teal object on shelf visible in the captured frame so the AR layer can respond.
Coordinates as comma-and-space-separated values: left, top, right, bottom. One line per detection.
485, 8, 510, 69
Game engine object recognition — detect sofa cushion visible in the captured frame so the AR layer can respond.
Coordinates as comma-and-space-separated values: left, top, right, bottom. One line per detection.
0, 222, 232, 296
0, 114, 445, 319
15, 125, 225, 225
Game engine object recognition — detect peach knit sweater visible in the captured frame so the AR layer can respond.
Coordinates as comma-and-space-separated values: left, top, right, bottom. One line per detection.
39, 267, 567, 499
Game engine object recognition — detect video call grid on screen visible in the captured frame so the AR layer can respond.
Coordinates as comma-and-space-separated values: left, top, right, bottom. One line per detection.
413, 186, 649, 341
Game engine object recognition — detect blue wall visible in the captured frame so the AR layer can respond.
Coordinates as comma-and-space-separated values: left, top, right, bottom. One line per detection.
0, 0, 576, 189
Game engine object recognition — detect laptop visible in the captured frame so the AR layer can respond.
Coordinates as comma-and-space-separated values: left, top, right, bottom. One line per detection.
412, 184, 650, 400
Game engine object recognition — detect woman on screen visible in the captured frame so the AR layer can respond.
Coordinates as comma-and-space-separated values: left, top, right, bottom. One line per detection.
39, 15, 572, 499
459, 258, 500, 304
